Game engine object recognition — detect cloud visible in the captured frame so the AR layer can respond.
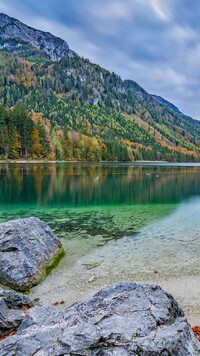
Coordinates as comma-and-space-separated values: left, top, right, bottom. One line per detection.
0, 1, 8, 12
90, 1, 131, 21
148, 0, 171, 21
0, 0, 200, 118
171, 25, 197, 42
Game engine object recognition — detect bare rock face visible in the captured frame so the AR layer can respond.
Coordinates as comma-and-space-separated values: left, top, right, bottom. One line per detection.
0, 13, 78, 60
0, 217, 63, 291
0, 283, 199, 355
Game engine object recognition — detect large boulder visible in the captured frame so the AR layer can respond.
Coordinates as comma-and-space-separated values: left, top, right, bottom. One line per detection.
0, 217, 64, 291
0, 283, 199, 355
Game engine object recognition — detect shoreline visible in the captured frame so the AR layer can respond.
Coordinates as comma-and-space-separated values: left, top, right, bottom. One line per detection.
1, 269, 199, 327
28, 262, 200, 327
0, 159, 167, 163
0, 159, 199, 165
27, 231, 200, 327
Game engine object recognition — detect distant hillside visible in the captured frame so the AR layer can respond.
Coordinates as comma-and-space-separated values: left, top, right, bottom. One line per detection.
0, 14, 199, 162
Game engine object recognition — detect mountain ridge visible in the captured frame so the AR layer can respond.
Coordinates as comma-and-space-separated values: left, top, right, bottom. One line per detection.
0, 13, 78, 61
152, 95, 181, 114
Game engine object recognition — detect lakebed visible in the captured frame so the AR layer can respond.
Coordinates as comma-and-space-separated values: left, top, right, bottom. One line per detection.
29, 198, 200, 326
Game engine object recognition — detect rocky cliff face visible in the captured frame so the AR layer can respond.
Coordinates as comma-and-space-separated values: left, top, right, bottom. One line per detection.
0, 13, 78, 61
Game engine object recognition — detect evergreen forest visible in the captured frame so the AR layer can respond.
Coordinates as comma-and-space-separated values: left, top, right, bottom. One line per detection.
0, 52, 199, 162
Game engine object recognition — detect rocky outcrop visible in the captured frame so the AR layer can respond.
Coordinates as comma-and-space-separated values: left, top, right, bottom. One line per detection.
0, 13, 78, 60
0, 288, 35, 337
0, 217, 64, 291
0, 283, 199, 355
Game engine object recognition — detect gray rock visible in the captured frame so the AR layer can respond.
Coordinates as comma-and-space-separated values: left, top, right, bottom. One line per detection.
0, 288, 35, 337
0, 13, 78, 61
0, 283, 199, 355
0, 217, 63, 291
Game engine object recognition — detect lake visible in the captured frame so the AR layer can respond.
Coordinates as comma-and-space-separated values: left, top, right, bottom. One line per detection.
0, 162, 200, 324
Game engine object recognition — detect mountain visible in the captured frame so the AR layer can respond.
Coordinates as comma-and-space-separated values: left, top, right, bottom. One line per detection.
0, 13, 199, 162
0, 13, 78, 61
125, 80, 200, 147
152, 95, 181, 114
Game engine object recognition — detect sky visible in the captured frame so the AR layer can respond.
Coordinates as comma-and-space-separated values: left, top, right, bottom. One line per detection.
0, 0, 200, 118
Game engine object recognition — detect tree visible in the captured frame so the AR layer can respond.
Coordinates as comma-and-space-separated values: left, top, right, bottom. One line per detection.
31, 128, 43, 158
37, 121, 50, 157
9, 130, 20, 159
11, 104, 33, 157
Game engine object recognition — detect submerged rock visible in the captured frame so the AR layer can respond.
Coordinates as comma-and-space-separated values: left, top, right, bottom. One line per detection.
0, 217, 64, 291
0, 283, 199, 355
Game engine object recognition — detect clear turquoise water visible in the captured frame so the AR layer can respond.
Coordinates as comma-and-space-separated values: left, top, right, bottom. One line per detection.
1, 163, 200, 323
0, 162, 200, 249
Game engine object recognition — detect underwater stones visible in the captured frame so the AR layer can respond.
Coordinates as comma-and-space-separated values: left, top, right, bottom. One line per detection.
0, 283, 199, 355
88, 276, 96, 283
0, 217, 63, 291
84, 261, 101, 269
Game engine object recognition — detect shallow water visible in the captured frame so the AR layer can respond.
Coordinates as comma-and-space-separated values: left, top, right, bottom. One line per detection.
0, 163, 200, 324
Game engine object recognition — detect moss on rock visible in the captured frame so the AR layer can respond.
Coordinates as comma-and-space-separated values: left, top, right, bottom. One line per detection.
22, 247, 65, 294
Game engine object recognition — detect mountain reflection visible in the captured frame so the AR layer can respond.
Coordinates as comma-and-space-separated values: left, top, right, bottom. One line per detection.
0, 163, 200, 207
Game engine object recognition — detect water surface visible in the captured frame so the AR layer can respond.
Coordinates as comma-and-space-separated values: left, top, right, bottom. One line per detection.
0, 162, 200, 260
0, 163, 200, 323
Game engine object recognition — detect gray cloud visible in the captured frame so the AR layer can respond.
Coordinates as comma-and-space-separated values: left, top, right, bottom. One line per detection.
0, 0, 200, 118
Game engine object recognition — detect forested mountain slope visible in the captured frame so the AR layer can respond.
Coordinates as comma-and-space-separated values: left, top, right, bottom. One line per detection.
0, 14, 199, 162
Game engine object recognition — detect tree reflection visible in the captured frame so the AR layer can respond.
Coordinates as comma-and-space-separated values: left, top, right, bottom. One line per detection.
0, 164, 200, 207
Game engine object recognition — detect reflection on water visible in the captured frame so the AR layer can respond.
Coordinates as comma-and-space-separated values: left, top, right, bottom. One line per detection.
0, 163, 200, 207
0, 163, 200, 259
